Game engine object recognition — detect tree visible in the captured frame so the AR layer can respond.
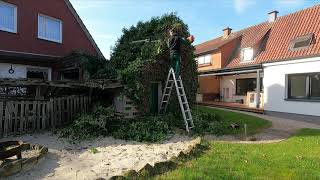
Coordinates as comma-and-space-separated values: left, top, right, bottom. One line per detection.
110, 13, 198, 113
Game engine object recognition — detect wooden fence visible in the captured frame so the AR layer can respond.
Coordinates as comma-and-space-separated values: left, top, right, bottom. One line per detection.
0, 96, 91, 137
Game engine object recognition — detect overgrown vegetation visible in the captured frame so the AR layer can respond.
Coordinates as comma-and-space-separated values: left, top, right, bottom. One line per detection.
59, 106, 172, 143
59, 105, 271, 143
62, 51, 118, 80
113, 116, 172, 142
59, 106, 122, 142
110, 13, 198, 112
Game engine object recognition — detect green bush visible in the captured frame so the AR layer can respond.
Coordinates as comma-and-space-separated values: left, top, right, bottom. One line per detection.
59, 106, 121, 142
61, 51, 118, 80
59, 105, 172, 143
113, 116, 172, 142
192, 111, 228, 136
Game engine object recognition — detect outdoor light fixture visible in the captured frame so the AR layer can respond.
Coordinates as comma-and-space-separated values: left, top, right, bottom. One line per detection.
8, 64, 15, 74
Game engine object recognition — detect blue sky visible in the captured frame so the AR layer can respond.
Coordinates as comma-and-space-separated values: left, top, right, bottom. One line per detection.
69, 0, 319, 59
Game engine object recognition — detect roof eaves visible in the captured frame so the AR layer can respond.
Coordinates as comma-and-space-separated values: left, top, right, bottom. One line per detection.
196, 47, 219, 56
199, 64, 263, 75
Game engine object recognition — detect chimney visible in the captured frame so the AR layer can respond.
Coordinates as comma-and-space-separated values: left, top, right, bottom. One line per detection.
223, 27, 232, 38
268, 10, 279, 23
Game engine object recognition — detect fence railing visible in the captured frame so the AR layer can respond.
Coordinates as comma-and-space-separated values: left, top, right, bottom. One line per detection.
0, 95, 91, 137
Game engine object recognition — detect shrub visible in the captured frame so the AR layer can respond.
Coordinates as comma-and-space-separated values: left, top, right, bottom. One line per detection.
59, 105, 172, 143
113, 116, 172, 142
192, 110, 229, 136
61, 51, 118, 80
59, 106, 121, 142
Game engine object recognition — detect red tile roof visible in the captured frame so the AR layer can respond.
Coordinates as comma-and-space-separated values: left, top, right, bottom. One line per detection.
195, 5, 320, 69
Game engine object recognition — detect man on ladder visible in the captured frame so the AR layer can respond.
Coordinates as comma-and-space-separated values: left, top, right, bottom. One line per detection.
159, 26, 195, 132
168, 27, 194, 77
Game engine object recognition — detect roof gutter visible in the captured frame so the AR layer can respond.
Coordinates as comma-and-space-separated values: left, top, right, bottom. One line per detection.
198, 64, 262, 77
195, 48, 219, 57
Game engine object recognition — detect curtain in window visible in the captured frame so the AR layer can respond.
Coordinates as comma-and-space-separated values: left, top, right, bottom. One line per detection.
311, 73, 320, 98
38, 16, 46, 38
289, 75, 307, 98
0, 3, 15, 31
46, 18, 61, 41
38, 15, 61, 42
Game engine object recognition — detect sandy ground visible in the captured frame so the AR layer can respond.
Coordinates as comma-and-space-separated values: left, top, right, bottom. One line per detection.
2, 132, 199, 180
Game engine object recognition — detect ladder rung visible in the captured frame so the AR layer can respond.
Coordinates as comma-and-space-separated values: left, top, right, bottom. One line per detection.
162, 101, 168, 103
163, 93, 170, 96
183, 102, 188, 104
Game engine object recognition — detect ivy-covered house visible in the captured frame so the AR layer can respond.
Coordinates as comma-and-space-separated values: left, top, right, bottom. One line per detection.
110, 14, 198, 115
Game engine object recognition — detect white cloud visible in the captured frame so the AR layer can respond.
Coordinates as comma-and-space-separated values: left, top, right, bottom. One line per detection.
234, 0, 256, 14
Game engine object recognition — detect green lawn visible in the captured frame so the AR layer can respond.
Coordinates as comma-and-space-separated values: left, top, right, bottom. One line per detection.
155, 129, 320, 179
193, 106, 272, 136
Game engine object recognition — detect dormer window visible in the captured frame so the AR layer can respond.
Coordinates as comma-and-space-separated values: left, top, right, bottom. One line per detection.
197, 54, 211, 65
289, 34, 313, 51
241, 47, 254, 62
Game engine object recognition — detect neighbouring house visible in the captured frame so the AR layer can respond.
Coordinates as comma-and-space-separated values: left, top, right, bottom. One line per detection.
0, 0, 124, 137
0, 0, 124, 101
0, 0, 102, 81
196, 5, 320, 121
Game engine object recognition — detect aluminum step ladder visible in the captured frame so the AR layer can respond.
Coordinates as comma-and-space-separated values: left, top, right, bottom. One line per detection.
159, 68, 195, 132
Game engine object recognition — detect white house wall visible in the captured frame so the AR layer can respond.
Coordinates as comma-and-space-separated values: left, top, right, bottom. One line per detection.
0, 63, 52, 81
263, 57, 320, 117
220, 73, 263, 104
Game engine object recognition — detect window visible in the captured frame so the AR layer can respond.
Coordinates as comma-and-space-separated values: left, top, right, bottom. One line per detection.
197, 54, 211, 65
61, 69, 79, 81
27, 68, 48, 80
287, 72, 320, 100
38, 14, 62, 43
289, 34, 313, 51
0, 1, 17, 33
236, 78, 263, 95
241, 48, 254, 62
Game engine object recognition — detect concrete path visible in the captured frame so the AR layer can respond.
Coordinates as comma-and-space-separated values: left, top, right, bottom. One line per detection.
204, 107, 320, 143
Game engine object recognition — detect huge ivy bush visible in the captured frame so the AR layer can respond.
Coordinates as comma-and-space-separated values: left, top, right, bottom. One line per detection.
110, 13, 198, 112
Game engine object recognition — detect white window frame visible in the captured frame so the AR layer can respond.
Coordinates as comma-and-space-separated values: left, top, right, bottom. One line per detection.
197, 54, 211, 65
241, 47, 254, 62
38, 14, 63, 43
0, 1, 17, 33
289, 34, 313, 51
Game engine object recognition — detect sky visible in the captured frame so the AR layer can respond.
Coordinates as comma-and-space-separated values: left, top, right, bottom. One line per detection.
69, 0, 319, 59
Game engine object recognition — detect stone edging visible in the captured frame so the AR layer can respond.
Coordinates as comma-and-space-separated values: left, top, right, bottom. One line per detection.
0, 143, 48, 177
108, 137, 207, 180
